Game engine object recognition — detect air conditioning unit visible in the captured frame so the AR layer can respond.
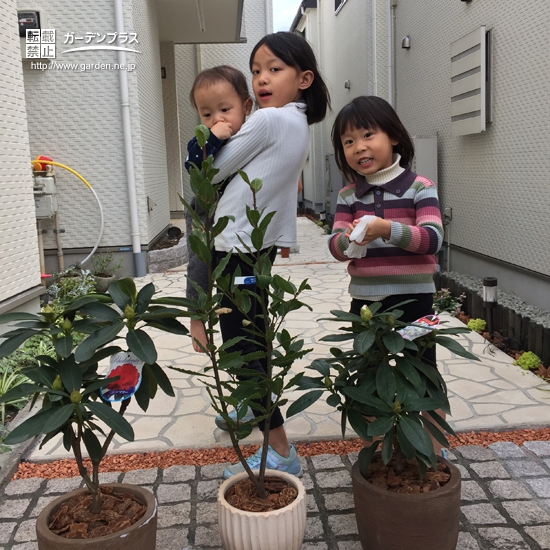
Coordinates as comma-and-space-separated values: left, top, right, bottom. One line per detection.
411, 135, 438, 187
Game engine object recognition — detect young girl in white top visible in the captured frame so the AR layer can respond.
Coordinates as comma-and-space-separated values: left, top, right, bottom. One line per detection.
193, 32, 330, 479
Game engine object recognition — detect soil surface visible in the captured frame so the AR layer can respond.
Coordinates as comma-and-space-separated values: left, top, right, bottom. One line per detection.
225, 476, 297, 512
367, 456, 450, 493
13, 430, 550, 480
48, 486, 146, 539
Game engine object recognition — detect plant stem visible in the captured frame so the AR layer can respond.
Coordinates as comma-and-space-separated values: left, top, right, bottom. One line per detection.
100, 399, 130, 456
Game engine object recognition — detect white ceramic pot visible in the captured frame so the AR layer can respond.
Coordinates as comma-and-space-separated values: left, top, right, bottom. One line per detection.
217, 469, 306, 550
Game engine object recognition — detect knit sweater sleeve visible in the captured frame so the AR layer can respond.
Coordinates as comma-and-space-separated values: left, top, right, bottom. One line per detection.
328, 185, 355, 262
211, 110, 269, 184
386, 178, 444, 255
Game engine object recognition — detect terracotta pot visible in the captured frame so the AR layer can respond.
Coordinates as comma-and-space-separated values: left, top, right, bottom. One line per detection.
351, 455, 461, 550
93, 275, 115, 293
217, 469, 306, 550
36, 483, 157, 550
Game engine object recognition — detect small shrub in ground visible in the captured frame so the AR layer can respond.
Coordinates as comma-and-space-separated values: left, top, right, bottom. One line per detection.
467, 318, 487, 332
92, 251, 123, 278
0, 366, 29, 425
433, 288, 466, 316
46, 265, 96, 306
514, 351, 541, 370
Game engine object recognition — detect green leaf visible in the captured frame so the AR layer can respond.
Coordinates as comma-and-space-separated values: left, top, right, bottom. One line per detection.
86, 402, 134, 441
320, 333, 355, 342
75, 322, 124, 362
426, 410, 456, 437
188, 234, 212, 264
395, 423, 416, 460
0, 312, 41, 324
341, 387, 392, 412
82, 377, 120, 396
147, 363, 174, 397
147, 318, 189, 336
422, 417, 450, 449
375, 362, 396, 405
367, 415, 396, 437
246, 208, 261, 227
127, 329, 157, 365
434, 336, 480, 361
399, 416, 434, 457
327, 310, 362, 323
353, 330, 376, 355
286, 390, 323, 418
117, 278, 137, 300
55, 335, 73, 359
60, 359, 83, 393
63, 295, 100, 312
381, 430, 394, 464
79, 302, 120, 321
0, 329, 39, 359
195, 124, 210, 147
404, 397, 446, 413
326, 393, 341, 407
82, 428, 103, 464
23, 366, 56, 387
358, 442, 380, 478
382, 331, 405, 354
272, 275, 296, 295
108, 282, 132, 310
3, 408, 51, 445
347, 409, 371, 440
212, 252, 232, 280
42, 403, 74, 434
134, 366, 150, 411
395, 357, 422, 388
309, 359, 331, 377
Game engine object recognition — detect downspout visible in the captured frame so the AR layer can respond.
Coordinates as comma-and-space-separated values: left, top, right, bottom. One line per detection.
371, 0, 377, 96
114, 0, 147, 276
316, 2, 326, 213
387, 0, 397, 106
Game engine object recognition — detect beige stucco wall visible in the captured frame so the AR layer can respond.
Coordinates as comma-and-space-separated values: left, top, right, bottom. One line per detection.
0, 0, 41, 306
394, 0, 550, 278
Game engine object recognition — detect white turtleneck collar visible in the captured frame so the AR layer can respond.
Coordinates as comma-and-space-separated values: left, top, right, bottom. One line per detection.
363, 154, 406, 186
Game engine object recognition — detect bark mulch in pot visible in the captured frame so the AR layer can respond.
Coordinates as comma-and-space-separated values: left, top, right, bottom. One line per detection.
13, 429, 550, 480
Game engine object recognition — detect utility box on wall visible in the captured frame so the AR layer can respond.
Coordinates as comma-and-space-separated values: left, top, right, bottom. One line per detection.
411, 135, 438, 187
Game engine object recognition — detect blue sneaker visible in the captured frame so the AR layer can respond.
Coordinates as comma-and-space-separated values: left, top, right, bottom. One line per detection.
441, 448, 448, 459
223, 444, 303, 479
215, 405, 255, 431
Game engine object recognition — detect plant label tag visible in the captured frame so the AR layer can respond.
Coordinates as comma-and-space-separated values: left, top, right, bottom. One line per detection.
100, 352, 144, 402
397, 314, 440, 341
234, 276, 256, 285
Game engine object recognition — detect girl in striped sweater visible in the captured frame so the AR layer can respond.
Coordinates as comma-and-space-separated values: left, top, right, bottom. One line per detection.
329, 96, 446, 454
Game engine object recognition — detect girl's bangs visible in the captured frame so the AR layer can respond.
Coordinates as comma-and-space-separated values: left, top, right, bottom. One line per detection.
339, 104, 379, 137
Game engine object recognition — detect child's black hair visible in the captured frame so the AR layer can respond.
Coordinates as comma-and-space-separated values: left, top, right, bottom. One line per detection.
250, 32, 330, 125
331, 96, 415, 182
189, 65, 251, 109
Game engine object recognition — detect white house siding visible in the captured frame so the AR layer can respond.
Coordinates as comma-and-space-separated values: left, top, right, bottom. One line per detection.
160, 42, 184, 215
175, 0, 272, 204
394, 0, 550, 308
0, 0, 41, 309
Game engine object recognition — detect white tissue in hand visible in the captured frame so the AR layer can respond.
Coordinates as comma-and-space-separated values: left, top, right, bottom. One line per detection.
349, 215, 376, 242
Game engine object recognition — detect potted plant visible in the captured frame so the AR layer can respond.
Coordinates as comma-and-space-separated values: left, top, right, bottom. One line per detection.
0, 278, 188, 549
165, 126, 310, 550
289, 303, 479, 550
92, 251, 123, 293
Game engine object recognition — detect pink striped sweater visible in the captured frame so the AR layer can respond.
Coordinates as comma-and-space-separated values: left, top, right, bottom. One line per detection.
329, 166, 443, 299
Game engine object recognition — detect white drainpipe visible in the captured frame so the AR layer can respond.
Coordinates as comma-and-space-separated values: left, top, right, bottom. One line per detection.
114, 0, 146, 276
371, 0, 377, 96
387, 0, 397, 107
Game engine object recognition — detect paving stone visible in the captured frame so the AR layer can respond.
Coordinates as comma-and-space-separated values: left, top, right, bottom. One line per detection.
302, 543, 329, 550
455, 445, 495, 461
348, 452, 359, 464
446, 451, 457, 461
97, 472, 120, 484
504, 460, 548, 477
13, 520, 35, 543
158, 502, 191, 528
3, 478, 43, 496
306, 493, 319, 513
304, 516, 324, 540
502, 500, 550, 525
455, 464, 471, 479
44, 477, 82, 494
338, 542, 363, 550
310, 454, 345, 470
163, 465, 196, 483
196, 501, 218, 524
200, 464, 228, 480
11, 544, 38, 550
478, 527, 526, 547
470, 461, 511, 479
194, 524, 222, 547
156, 483, 191, 503
461, 480, 488, 501
0, 498, 31, 519
323, 492, 355, 511
461, 503, 507, 524
524, 441, 550, 458
315, 471, 352, 489
489, 442, 526, 459
525, 525, 550, 548
488, 480, 532, 500
0, 522, 17, 544
156, 527, 189, 550
525, 478, 550, 498
301, 472, 314, 491
28, 496, 58, 518
121, 468, 158, 485
197, 479, 221, 500
456, 531, 481, 549
327, 513, 358, 536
